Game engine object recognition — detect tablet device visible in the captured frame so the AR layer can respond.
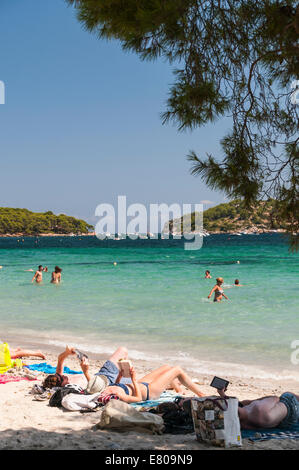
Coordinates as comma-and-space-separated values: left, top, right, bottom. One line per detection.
210, 376, 229, 390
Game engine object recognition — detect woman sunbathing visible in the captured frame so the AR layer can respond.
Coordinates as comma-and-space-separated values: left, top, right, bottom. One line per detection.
0, 341, 46, 360
10, 347, 46, 360
87, 361, 205, 403
43, 346, 204, 402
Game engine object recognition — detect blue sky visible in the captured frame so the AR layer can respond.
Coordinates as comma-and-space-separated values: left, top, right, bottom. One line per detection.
0, 0, 231, 226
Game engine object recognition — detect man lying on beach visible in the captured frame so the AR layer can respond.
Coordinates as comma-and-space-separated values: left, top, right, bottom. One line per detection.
218, 388, 299, 430
43, 346, 205, 402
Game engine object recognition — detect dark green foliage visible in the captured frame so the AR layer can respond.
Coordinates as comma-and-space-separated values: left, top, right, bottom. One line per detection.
66, 0, 299, 249
169, 199, 291, 233
0, 208, 93, 235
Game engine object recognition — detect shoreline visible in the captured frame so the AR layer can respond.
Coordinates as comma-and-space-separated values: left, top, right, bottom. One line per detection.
0, 230, 287, 238
4, 330, 299, 384
5, 332, 299, 391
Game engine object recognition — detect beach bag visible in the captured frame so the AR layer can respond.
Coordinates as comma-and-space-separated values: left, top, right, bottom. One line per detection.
191, 396, 242, 448
97, 400, 165, 434
150, 400, 194, 434
50, 385, 85, 408
0, 342, 12, 374
61, 392, 102, 411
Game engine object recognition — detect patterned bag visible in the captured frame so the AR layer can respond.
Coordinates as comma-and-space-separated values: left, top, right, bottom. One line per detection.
191, 396, 242, 448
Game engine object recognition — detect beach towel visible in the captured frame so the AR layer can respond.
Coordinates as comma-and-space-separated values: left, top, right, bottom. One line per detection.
25, 363, 83, 375
242, 422, 299, 442
131, 391, 181, 410
0, 374, 31, 384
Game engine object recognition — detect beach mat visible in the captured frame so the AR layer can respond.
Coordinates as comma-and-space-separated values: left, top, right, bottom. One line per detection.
25, 363, 83, 374
242, 422, 299, 442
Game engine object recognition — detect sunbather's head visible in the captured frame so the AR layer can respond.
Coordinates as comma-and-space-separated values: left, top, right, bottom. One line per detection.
43, 373, 69, 389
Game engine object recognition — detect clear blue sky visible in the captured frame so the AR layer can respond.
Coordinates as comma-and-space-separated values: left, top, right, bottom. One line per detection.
0, 0, 230, 226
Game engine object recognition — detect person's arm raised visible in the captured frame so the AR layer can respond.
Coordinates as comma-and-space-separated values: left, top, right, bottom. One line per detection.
116, 367, 142, 403
80, 357, 91, 382
115, 369, 123, 384
56, 345, 75, 375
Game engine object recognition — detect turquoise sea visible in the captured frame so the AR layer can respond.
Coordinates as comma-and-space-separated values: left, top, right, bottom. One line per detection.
0, 234, 298, 380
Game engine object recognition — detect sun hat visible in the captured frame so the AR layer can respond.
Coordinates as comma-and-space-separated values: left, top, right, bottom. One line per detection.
86, 374, 109, 394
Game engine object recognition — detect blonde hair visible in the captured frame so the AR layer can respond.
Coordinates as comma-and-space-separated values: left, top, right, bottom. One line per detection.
216, 277, 224, 284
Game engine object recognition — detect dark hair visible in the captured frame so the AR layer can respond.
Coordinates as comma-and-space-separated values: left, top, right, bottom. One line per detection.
38, 265, 43, 270
206, 270, 210, 274
43, 373, 69, 389
235, 279, 239, 285
54, 266, 62, 273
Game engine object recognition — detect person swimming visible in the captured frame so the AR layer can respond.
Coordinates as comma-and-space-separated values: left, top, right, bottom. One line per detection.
31, 265, 43, 284
208, 277, 229, 302
234, 279, 243, 286
205, 270, 212, 279
51, 266, 62, 284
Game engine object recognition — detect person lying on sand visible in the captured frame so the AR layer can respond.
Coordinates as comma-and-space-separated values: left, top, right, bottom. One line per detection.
218, 387, 299, 430
91, 362, 205, 404
43, 346, 204, 402
0, 339, 45, 359
208, 277, 229, 302
42, 346, 87, 388
10, 347, 45, 360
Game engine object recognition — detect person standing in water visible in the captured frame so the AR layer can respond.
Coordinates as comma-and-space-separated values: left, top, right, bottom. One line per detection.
205, 270, 212, 279
31, 265, 43, 284
208, 277, 229, 302
51, 266, 62, 284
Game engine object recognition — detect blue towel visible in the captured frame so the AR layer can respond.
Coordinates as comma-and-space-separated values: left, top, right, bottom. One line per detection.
242, 422, 299, 441
132, 391, 181, 409
25, 363, 83, 375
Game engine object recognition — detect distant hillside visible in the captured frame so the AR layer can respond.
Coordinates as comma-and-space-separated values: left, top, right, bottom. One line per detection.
0, 208, 94, 235
166, 199, 288, 234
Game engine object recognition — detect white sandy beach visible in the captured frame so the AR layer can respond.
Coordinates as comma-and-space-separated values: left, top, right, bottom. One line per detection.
1, 341, 299, 451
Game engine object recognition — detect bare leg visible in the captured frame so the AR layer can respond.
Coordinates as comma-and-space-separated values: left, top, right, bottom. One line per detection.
139, 365, 184, 392
139, 365, 172, 383
10, 349, 46, 360
148, 366, 204, 399
169, 378, 187, 394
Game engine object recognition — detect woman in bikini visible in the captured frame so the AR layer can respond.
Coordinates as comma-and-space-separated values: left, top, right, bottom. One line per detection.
43, 346, 205, 402
51, 266, 62, 284
208, 277, 229, 302
97, 363, 205, 403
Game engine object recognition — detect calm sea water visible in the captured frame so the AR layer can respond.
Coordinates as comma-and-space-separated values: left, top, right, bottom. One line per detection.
0, 234, 298, 379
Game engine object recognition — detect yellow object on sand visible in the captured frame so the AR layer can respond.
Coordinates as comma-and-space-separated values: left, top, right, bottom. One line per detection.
0, 342, 12, 374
